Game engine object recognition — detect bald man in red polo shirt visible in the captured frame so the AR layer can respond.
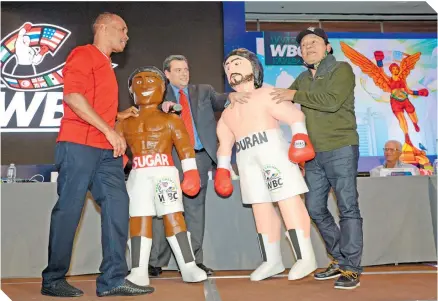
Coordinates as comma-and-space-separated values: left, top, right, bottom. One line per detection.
41, 13, 153, 298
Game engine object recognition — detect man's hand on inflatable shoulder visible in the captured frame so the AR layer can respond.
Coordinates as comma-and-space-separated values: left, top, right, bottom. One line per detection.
117, 106, 139, 121
270, 88, 296, 104
227, 92, 250, 109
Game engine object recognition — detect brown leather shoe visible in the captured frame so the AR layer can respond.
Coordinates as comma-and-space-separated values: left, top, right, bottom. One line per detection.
314, 261, 341, 280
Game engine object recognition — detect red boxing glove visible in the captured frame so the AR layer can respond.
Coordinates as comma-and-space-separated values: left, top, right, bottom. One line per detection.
181, 169, 201, 197
214, 168, 233, 197
180, 158, 200, 196
418, 89, 429, 97
39, 45, 49, 55
374, 51, 384, 67
289, 133, 315, 163
374, 51, 384, 61
23, 23, 32, 32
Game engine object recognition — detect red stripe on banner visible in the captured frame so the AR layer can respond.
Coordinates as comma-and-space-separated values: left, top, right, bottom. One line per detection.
52, 71, 63, 83
40, 39, 56, 51
55, 30, 66, 37
18, 79, 34, 89
4, 34, 17, 45
4, 34, 18, 51
28, 27, 42, 34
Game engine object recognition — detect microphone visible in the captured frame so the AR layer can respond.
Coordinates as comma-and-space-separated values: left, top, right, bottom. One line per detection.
168, 103, 182, 114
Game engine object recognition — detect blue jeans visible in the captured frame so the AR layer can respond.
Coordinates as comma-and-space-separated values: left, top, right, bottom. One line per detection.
42, 142, 129, 294
304, 145, 363, 274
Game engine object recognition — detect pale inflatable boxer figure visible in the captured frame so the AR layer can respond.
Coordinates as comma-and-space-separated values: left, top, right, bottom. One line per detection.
215, 48, 317, 281
116, 66, 207, 285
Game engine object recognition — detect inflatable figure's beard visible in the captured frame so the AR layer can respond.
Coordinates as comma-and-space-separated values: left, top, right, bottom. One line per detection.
229, 73, 254, 88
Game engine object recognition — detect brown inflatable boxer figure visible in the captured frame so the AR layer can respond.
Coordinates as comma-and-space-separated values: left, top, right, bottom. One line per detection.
116, 66, 208, 286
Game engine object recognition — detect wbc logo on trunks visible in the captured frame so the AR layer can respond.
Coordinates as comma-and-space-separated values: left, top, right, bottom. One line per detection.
263, 165, 283, 191
156, 178, 178, 205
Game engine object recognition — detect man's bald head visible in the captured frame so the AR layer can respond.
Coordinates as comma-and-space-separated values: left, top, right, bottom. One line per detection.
92, 12, 122, 35
91, 12, 128, 54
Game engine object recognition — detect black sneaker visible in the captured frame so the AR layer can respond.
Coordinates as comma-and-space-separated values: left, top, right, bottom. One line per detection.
334, 270, 360, 290
197, 263, 214, 276
41, 279, 84, 297
177, 264, 213, 276
148, 265, 162, 277
314, 261, 341, 280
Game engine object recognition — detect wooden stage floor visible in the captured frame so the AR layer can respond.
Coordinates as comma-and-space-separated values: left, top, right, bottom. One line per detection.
1, 263, 437, 301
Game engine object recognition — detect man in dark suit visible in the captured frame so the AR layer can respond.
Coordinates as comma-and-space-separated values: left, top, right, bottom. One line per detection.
148, 54, 238, 276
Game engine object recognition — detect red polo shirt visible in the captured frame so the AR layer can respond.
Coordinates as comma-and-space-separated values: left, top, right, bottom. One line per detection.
57, 44, 118, 149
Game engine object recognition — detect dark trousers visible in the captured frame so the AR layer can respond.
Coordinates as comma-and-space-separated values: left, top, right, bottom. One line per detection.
304, 145, 363, 274
42, 142, 129, 294
149, 150, 213, 266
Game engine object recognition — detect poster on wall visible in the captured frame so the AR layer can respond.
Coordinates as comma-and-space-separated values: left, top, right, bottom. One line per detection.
222, 2, 437, 172
258, 32, 437, 169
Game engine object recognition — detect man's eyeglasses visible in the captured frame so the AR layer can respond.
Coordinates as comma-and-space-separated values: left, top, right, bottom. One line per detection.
383, 148, 400, 153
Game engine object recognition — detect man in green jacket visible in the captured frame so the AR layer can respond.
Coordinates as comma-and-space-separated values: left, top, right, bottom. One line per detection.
270, 27, 363, 290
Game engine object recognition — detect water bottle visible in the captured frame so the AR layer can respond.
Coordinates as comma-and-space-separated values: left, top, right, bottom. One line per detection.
434, 159, 438, 175
6, 163, 16, 183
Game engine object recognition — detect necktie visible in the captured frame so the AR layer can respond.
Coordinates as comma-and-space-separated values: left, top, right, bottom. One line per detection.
179, 89, 196, 146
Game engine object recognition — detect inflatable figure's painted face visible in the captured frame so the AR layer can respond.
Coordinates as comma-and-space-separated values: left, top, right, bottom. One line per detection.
223, 48, 264, 90
129, 67, 166, 106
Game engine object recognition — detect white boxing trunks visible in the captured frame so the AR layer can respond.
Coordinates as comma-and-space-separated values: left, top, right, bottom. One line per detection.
127, 153, 184, 217
235, 128, 309, 204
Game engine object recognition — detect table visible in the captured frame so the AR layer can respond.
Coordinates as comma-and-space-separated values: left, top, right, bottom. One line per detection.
1, 176, 436, 278
202, 176, 437, 270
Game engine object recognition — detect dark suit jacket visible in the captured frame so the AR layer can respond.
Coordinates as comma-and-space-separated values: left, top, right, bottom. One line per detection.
162, 83, 228, 164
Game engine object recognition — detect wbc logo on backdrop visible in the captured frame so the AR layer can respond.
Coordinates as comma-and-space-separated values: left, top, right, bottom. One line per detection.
1, 22, 119, 133
1, 22, 71, 91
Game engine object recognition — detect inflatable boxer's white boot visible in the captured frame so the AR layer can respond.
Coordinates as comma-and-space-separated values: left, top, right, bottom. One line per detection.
250, 233, 285, 281
167, 231, 207, 282
286, 229, 317, 280
127, 236, 153, 286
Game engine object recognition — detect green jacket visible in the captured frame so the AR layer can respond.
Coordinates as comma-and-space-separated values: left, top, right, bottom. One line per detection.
290, 54, 359, 152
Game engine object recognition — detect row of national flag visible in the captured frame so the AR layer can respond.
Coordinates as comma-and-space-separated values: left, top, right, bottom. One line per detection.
2, 67, 64, 90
